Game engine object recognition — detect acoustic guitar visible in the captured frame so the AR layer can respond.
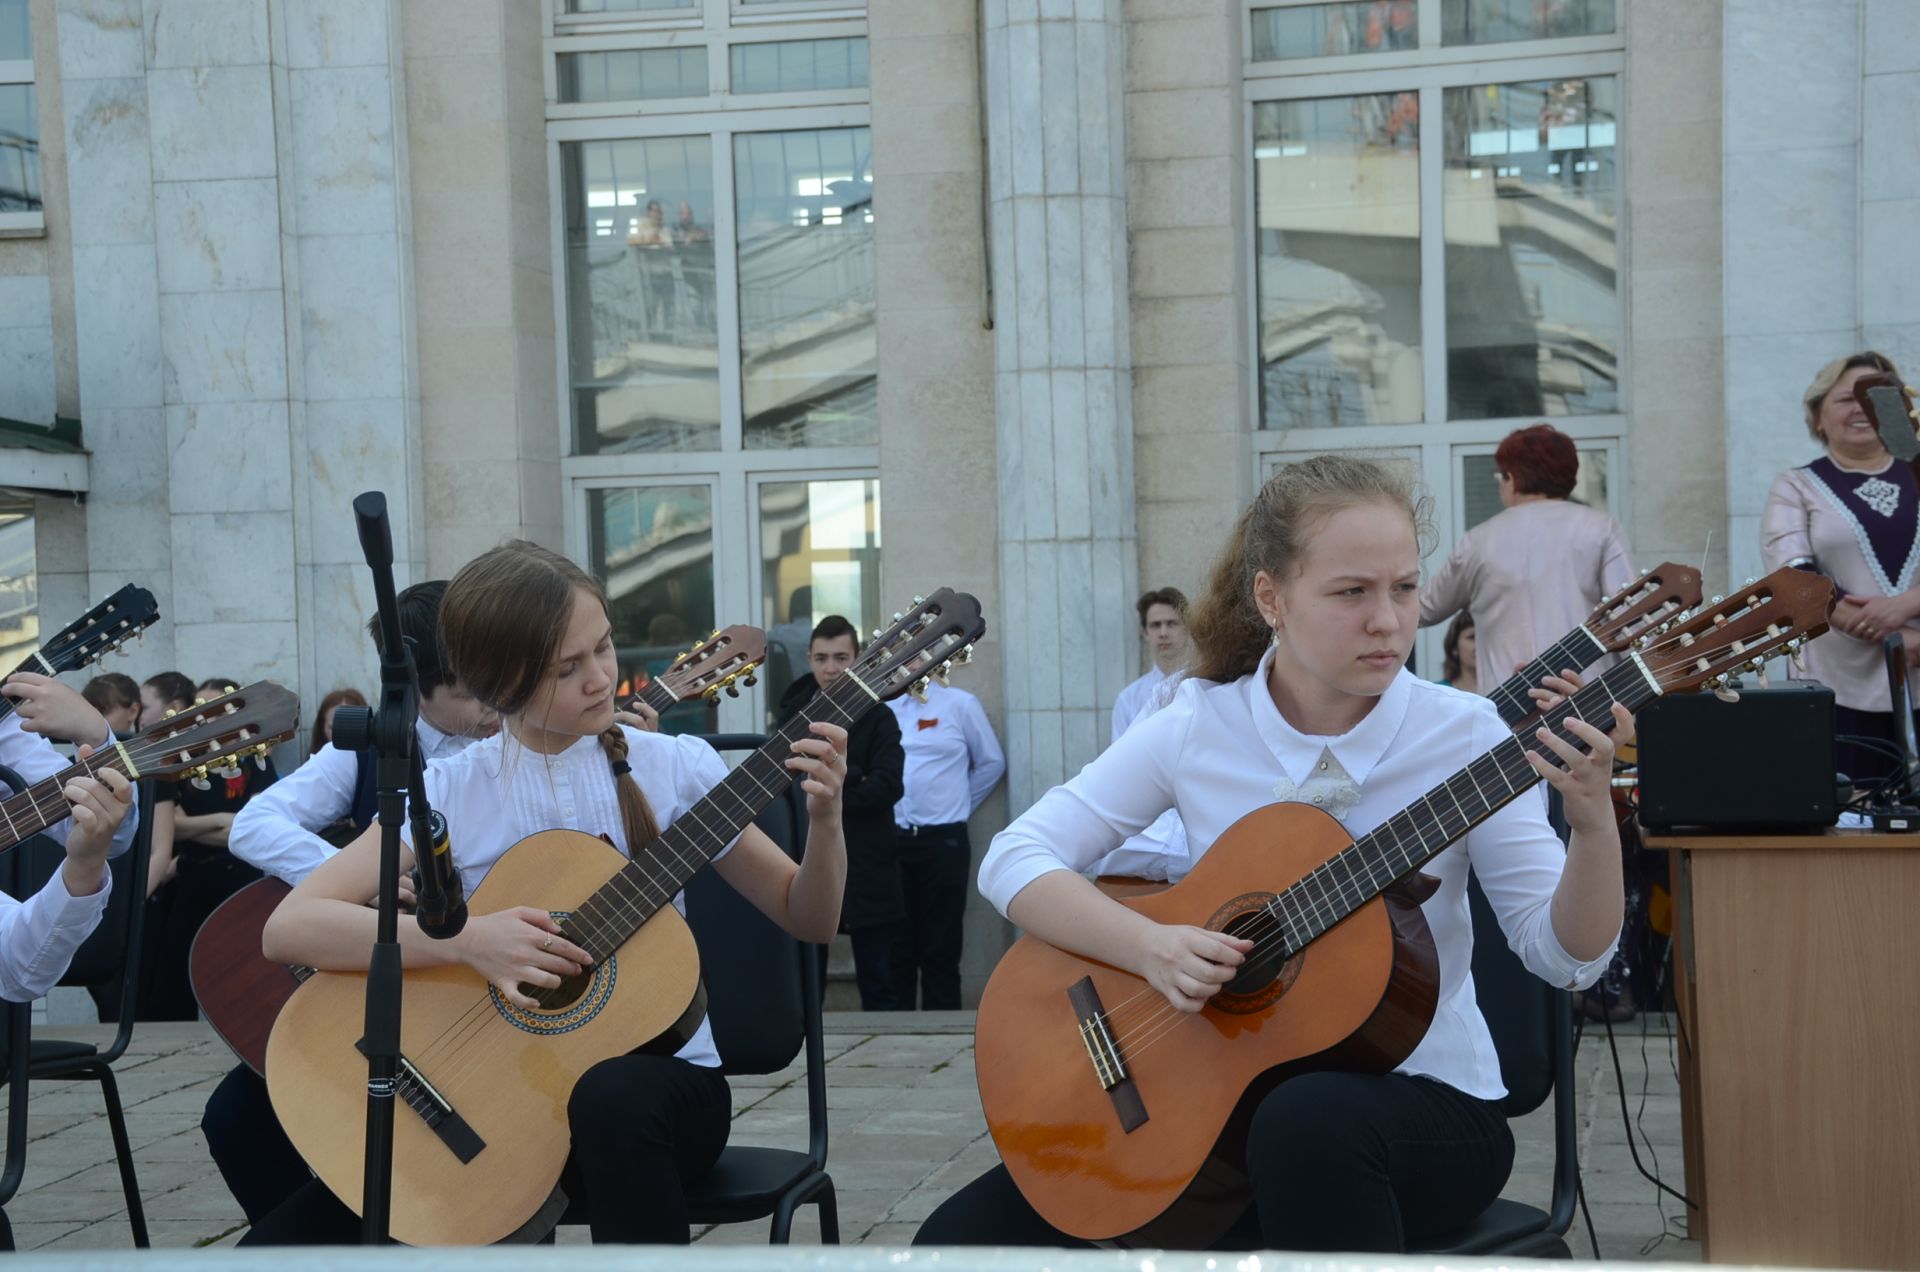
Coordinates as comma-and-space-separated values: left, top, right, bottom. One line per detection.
264, 591, 984, 1245
190, 625, 768, 1076
974, 568, 1830, 1247
1484, 561, 1700, 727
0, 583, 160, 728
0, 681, 298, 854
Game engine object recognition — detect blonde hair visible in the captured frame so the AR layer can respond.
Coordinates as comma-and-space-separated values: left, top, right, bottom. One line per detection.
1804, 350, 1900, 442
1188, 454, 1432, 683
440, 541, 660, 851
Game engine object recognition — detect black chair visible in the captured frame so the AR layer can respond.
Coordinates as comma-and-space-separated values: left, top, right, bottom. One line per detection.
553, 733, 838, 1243
1409, 873, 1577, 1257
0, 769, 155, 1249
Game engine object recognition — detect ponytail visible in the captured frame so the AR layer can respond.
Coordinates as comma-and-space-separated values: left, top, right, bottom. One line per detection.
599, 724, 662, 850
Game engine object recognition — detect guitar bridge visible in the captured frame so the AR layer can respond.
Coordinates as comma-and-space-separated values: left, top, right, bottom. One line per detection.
1066, 977, 1148, 1133
355, 1040, 486, 1164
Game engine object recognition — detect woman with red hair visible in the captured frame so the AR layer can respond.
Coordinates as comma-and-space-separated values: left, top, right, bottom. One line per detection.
1420, 423, 1635, 696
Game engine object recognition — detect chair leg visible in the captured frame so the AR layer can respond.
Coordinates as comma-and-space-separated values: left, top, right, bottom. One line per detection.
814, 1177, 840, 1245
769, 1189, 799, 1244
89, 1064, 149, 1248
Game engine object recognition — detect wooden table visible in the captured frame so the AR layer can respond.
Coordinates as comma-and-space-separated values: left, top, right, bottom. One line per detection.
1645, 827, 1920, 1269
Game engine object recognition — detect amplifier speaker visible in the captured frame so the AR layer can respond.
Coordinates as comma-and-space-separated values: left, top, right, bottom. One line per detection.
1635, 681, 1837, 831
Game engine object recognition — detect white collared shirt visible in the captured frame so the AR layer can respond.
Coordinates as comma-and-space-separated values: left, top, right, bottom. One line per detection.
403, 725, 735, 1070
0, 713, 140, 860
888, 682, 1007, 829
1094, 666, 1190, 879
980, 654, 1617, 1101
231, 716, 476, 887
1111, 666, 1171, 741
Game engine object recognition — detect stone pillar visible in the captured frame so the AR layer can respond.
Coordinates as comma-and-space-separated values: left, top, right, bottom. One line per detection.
982, 0, 1136, 817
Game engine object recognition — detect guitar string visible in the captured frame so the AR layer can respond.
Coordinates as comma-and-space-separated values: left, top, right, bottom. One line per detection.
1090, 625, 1760, 1060
0, 725, 280, 844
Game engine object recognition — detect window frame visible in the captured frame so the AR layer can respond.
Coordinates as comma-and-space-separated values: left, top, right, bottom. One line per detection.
0, 45, 43, 235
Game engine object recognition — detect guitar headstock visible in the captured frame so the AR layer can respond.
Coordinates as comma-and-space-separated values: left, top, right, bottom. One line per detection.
121, 681, 300, 785
1633, 568, 1832, 697
854, 590, 987, 703
659, 625, 766, 703
38, 584, 160, 675
1856, 371, 1920, 463
1587, 562, 1703, 653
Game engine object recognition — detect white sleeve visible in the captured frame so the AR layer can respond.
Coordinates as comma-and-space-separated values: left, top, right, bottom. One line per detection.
230, 744, 361, 886
979, 687, 1192, 917
960, 695, 1006, 815
0, 715, 136, 854
0, 865, 112, 1003
1461, 707, 1619, 991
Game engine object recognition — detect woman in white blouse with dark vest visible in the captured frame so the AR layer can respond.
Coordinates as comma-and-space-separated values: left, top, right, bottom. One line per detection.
1761, 350, 1920, 788
916, 455, 1627, 1252
245, 542, 850, 1246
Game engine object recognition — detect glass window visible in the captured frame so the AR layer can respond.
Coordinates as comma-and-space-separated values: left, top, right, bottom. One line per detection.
733, 127, 876, 450
1254, 94, 1422, 428
566, 0, 694, 13
588, 485, 719, 734
0, 502, 36, 669
1251, 2, 1417, 61
1442, 0, 1613, 46
758, 477, 882, 722
558, 48, 708, 103
0, 84, 36, 212
730, 38, 869, 94
1461, 448, 1607, 530
0, 0, 28, 61
1442, 75, 1618, 420
563, 137, 720, 454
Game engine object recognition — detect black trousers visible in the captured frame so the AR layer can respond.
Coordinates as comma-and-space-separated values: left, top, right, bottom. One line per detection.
891, 823, 970, 1010
915, 1071, 1513, 1252
138, 846, 262, 1021
848, 924, 898, 1011
202, 1063, 311, 1225
240, 1055, 730, 1245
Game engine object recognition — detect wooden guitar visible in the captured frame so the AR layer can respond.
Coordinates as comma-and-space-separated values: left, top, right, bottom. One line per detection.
0, 583, 160, 727
975, 568, 1830, 1247
1483, 561, 1700, 727
190, 625, 769, 1076
264, 593, 984, 1245
0, 681, 298, 853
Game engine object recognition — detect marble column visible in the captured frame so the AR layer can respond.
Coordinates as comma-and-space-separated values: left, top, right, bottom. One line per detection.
982, 0, 1136, 817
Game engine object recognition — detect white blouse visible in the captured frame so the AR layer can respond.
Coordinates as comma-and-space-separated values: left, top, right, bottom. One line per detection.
979, 654, 1618, 1101
407, 725, 734, 1069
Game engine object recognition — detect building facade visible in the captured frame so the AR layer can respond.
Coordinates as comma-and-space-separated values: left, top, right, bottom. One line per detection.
3, 0, 1918, 1001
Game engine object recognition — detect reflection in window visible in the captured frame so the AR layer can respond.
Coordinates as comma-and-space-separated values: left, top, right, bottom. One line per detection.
0, 503, 37, 669
589, 485, 718, 734
1251, 2, 1417, 61
566, 0, 693, 12
731, 38, 869, 94
1443, 0, 1613, 45
1462, 448, 1607, 530
1254, 94, 1422, 428
1443, 76, 1619, 420
734, 128, 876, 449
759, 478, 882, 723
0, 0, 27, 60
563, 137, 719, 454
0, 85, 38, 213
558, 48, 708, 103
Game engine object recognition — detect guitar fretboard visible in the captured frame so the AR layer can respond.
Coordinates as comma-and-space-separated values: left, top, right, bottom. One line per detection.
539, 669, 879, 989
0, 748, 127, 852
1485, 626, 1610, 725
1262, 655, 1658, 956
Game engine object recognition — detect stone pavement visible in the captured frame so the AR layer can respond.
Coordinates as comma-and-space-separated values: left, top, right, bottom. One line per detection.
1, 1012, 1698, 1258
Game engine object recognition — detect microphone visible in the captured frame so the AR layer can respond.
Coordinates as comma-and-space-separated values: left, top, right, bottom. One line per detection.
414, 809, 467, 940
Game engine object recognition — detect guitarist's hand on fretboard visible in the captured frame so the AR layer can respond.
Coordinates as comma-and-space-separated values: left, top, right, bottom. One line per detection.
2, 672, 112, 748
613, 697, 660, 732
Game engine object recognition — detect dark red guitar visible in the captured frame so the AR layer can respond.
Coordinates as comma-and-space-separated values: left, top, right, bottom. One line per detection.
189, 626, 766, 1075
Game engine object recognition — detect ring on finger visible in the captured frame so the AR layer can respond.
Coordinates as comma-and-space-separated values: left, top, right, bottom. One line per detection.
542, 934, 555, 950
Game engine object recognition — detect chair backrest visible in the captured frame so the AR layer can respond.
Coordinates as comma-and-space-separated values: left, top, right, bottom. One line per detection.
1465, 872, 1556, 1117
682, 734, 810, 1077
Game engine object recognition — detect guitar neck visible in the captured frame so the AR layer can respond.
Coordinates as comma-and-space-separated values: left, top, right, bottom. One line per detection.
0, 746, 131, 852
632, 676, 682, 718
1484, 626, 1610, 726
1268, 657, 1658, 953
552, 670, 879, 966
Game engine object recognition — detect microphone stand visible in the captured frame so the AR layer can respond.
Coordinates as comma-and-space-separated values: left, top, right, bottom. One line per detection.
327, 491, 441, 1245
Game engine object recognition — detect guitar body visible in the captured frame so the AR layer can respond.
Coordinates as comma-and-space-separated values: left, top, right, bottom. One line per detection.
191, 877, 299, 1075
266, 829, 705, 1246
974, 802, 1441, 1247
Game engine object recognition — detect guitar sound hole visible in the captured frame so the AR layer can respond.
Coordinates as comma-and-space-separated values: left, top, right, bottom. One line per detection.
1217, 908, 1295, 998
528, 970, 593, 1012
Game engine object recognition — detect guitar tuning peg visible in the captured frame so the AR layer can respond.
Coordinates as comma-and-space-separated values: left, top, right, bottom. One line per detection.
724, 684, 739, 698
909, 679, 929, 704
891, 612, 904, 623
871, 628, 884, 641
254, 752, 268, 770
1710, 595, 1723, 605
935, 667, 951, 687
912, 595, 925, 606
742, 672, 757, 687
